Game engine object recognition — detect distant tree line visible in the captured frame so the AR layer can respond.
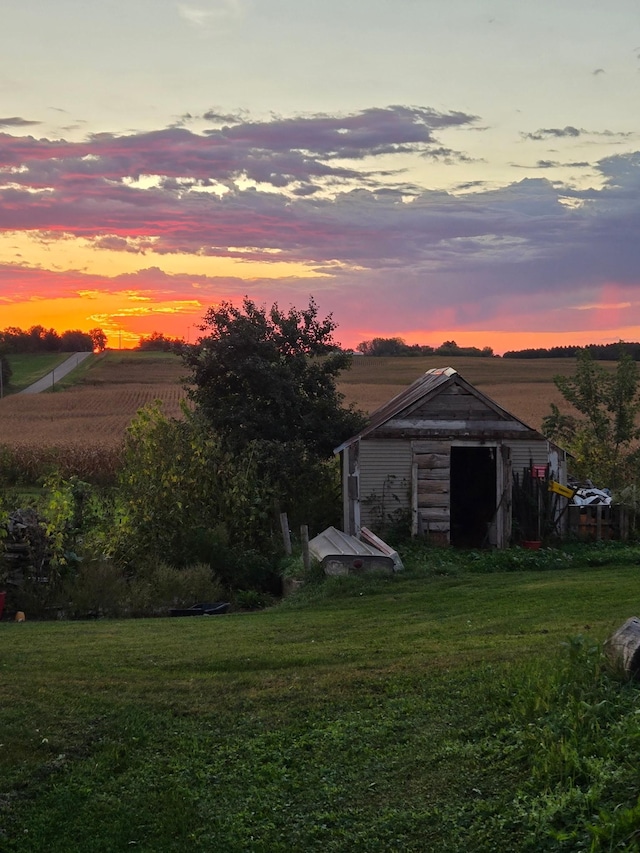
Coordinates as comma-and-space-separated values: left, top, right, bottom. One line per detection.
503, 342, 640, 360
135, 331, 184, 352
354, 338, 640, 361
0, 325, 107, 354
355, 337, 494, 358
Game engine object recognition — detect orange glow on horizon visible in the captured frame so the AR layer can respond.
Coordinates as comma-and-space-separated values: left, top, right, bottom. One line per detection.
4, 295, 640, 355
0, 293, 210, 348
342, 327, 640, 356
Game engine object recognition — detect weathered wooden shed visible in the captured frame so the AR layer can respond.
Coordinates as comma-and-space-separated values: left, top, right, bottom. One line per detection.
335, 367, 568, 548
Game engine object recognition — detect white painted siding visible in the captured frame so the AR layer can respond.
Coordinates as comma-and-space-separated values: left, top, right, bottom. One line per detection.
359, 439, 412, 530
507, 440, 549, 477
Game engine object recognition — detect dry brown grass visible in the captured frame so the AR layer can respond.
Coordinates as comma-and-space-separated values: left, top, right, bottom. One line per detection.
0, 383, 187, 448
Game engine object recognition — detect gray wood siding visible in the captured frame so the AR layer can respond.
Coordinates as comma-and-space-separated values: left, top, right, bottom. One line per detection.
409, 385, 505, 421
507, 440, 550, 478
380, 381, 534, 439
359, 439, 412, 530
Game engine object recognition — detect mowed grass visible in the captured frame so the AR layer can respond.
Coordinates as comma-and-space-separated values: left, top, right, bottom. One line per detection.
2, 558, 640, 851
4, 353, 71, 393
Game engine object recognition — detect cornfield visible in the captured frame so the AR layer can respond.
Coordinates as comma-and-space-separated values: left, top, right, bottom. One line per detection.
0, 353, 189, 484
0, 351, 578, 484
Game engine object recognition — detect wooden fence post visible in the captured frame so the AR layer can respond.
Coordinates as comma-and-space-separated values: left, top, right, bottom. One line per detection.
301, 524, 310, 572
280, 512, 292, 556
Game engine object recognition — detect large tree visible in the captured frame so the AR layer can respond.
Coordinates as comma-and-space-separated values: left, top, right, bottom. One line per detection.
181, 297, 365, 534
182, 297, 364, 456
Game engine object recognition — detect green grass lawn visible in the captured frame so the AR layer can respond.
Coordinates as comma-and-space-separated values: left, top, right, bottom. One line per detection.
2, 557, 640, 851
4, 354, 71, 394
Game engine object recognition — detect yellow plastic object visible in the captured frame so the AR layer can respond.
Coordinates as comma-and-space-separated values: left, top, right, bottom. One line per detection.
548, 481, 576, 499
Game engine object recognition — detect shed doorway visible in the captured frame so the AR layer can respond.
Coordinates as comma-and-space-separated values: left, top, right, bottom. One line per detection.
450, 446, 497, 548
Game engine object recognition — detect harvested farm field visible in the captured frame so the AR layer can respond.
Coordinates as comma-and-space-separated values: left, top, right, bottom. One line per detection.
0, 352, 588, 455
338, 355, 589, 429
0, 352, 188, 451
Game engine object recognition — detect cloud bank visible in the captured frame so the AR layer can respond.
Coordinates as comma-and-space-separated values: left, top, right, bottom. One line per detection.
1, 105, 640, 346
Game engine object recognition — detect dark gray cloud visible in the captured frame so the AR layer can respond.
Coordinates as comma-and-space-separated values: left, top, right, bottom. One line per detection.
522, 126, 632, 141
522, 126, 582, 141
510, 160, 591, 169
202, 108, 250, 125
0, 105, 477, 195
0, 116, 41, 128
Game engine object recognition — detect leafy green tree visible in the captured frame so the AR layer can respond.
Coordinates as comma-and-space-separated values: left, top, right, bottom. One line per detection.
182, 297, 364, 456
181, 297, 365, 538
542, 349, 640, 489
356, 336, 411, 356
137, 331, 181, 351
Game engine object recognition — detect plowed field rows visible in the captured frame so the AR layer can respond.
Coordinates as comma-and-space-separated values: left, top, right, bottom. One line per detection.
0, 383, 187, 447
0, 353, 188, 456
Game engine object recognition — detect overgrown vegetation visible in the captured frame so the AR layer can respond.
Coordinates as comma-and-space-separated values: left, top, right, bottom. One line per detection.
0, 299, 367, 615
543, 349, 640, 490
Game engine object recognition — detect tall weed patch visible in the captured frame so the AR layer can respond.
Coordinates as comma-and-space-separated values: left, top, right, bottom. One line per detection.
0, 442, 121, 486
497, 638, 640, 851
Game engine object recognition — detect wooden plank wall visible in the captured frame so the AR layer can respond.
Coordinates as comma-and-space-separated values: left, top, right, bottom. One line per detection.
568, 505, 629, 541
410, 386, 503, 422
412, 440, 451, 541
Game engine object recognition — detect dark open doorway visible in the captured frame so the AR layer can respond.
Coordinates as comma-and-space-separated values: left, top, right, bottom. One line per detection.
450, 446, 497, 548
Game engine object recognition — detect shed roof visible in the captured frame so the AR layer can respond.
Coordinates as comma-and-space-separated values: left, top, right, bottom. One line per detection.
335, 366, 547, 453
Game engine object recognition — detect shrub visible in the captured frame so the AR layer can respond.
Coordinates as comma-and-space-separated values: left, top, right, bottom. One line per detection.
63, 559, 128, 618
126, 562, 226, 617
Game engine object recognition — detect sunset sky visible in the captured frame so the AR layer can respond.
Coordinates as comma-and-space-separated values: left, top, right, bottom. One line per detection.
1, 0, 640, 351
